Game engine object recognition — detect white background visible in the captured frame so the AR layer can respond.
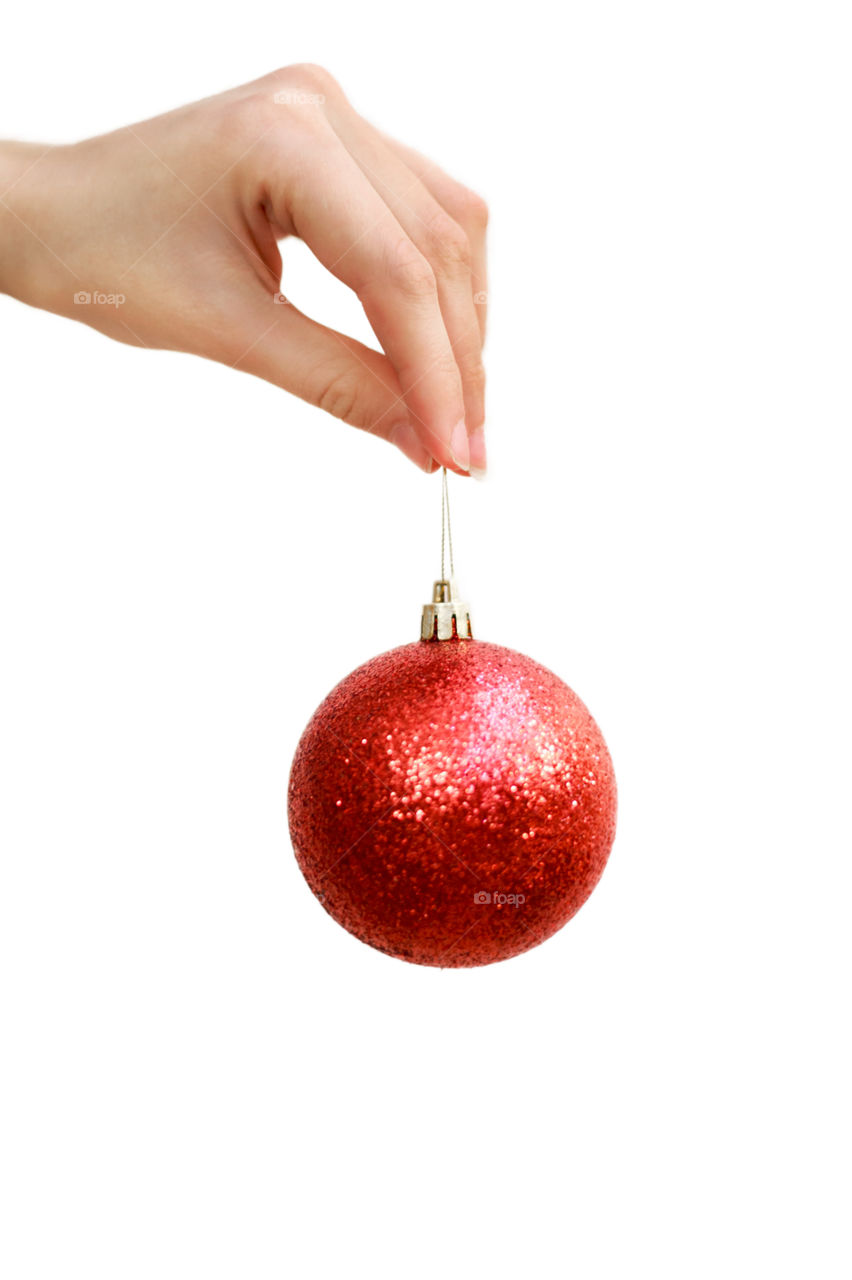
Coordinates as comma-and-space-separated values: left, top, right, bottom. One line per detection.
1, 3, 850, 1277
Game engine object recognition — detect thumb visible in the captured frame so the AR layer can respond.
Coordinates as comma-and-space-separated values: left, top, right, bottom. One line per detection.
231, 299, 436, 473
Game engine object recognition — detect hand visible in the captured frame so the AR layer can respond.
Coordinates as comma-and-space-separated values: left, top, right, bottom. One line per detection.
0, 65, 488, 476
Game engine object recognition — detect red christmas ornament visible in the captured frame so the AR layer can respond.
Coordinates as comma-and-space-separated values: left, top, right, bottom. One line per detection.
288, 545, 617, 968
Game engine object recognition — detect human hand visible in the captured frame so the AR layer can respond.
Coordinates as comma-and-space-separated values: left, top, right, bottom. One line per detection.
0, 66, 488, 476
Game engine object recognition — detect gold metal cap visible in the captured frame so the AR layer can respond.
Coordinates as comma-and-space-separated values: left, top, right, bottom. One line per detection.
420, 578, 473, 641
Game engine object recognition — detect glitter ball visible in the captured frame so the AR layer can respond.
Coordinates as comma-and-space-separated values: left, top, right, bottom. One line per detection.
288, 640, 617, 968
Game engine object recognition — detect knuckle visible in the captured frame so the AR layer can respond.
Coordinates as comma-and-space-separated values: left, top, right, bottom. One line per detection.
284, 63, 339, 97
430, 350, 465, 383
385, 242, 438, 299
281, 62, 327, 89
263, 64, 339, 120
448, 184, 489, 231
316, 367, 362, 423
425, 212, 471, 275
463, 359, 487, 397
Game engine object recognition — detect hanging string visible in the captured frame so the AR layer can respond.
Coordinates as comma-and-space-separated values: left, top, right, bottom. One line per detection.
440, 466, 455, 582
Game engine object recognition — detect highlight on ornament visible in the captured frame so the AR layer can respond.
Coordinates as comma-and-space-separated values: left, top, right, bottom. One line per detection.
287, 471, 617, 968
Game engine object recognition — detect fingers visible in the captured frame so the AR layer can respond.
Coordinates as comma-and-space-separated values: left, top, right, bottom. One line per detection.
263, 113, 468, 474
231, 296, 436, 472
322, 103, 486, 468
379, 130, 489, 346
375, 130, 489, 478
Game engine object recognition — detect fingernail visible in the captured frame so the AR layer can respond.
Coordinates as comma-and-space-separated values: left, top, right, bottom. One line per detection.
390, 422, 433, 473
449, 419, 470, 472
468, 429, 487, 480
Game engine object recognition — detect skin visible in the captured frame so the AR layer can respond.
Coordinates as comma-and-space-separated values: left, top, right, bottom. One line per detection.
0, 65, 488, 477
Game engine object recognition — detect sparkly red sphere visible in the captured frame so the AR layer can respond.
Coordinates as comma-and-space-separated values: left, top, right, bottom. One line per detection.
288, 640, 617, 968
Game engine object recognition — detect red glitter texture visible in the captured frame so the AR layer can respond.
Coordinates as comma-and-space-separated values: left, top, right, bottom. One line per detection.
288, 640, 617, 968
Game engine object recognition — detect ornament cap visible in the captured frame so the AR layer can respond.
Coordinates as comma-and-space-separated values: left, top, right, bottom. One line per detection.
421, 577, 473, 641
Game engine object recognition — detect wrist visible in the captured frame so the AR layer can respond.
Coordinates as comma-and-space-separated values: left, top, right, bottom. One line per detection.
0, 141, 62, 307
